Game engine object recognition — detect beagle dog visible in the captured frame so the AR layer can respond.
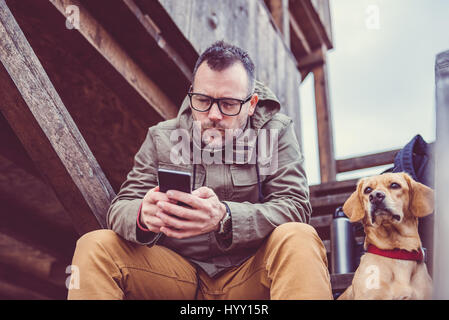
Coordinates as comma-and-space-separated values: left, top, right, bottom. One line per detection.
338, 172, 434, 300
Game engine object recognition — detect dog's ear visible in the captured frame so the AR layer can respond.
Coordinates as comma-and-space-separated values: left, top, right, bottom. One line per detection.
343, 179, 366, 222
402, 173, 434, 217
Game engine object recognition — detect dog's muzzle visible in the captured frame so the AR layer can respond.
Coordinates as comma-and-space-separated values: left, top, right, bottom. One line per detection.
369, 190, 401, 222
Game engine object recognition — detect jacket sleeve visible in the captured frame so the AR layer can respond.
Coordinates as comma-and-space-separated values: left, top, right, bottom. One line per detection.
215, 121, 312, 252
106, 128, 160, 245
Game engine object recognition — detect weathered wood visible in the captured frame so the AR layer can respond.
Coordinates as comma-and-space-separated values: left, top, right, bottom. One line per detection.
5, 0, 167, 192
0, 112, 40, 179
0, 263, 67, 299
323, 236, 364, 254
310, 0, 333, 47
0, 154, 78, 260
310, 214, 332, 229
0, 233, 66, 287
289, 0, 332, 50
289, 10, 311, 55
310, 178, 358, 197
298, 47, 325, 70
0, 280, 51, 300
336, 149, 399, 173
0, 0, 114, 233
50, 0, 178, 120
310, 193, 352, 211
122, 0, 193, 81
331, 273, 354, 291
313, 53, 337, 182
264, 0, 290, 45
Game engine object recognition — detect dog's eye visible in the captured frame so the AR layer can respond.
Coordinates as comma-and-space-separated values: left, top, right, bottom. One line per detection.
390, 182, 401, 189
364, 187, 373, 194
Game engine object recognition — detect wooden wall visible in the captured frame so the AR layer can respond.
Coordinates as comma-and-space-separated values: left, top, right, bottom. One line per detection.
157, 0, 304, 146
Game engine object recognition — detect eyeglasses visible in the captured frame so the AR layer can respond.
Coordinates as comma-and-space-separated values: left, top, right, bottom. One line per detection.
187, 90, 253, 116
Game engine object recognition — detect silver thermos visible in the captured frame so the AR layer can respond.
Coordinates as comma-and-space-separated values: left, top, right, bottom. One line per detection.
330, 206, 355, 274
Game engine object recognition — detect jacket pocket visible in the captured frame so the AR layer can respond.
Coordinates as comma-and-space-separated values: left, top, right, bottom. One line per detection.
230, 164, 266, 202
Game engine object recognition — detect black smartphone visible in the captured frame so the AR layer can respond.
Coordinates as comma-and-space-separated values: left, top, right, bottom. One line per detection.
157, 168, 192, 208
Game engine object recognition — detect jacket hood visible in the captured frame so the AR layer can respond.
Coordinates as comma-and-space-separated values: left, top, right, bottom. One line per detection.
175, 80, 281, 131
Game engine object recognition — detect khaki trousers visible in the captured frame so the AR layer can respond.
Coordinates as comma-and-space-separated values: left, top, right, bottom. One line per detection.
67, 222, 333, 300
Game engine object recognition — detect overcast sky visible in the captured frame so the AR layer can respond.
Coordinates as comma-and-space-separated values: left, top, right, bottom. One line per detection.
300, 0, 449, 185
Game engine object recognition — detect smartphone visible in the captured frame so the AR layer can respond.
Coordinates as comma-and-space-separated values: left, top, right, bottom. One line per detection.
158, 168, 191, 193
157, 168, 192, 208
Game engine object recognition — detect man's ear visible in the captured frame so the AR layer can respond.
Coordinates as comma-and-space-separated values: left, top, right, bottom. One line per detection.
342, 179, 366, 223
248, 93, 258, 116
402, 173, 434, 217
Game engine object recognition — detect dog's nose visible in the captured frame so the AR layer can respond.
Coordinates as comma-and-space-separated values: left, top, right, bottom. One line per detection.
369, 191, 385, 204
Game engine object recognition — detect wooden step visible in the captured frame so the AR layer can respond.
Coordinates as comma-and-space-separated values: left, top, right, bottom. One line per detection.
310, 214, 332, 229
323, 236, 365, 253
310, 178, 358, 197
310, 192, 352, 211
331, 273, 354, 292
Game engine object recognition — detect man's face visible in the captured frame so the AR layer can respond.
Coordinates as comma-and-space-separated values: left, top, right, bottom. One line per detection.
191, 61, 258, 148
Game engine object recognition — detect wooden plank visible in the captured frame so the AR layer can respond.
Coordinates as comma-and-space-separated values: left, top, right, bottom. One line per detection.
310, 178, 358, 197
290, 0, 332, 49
0, 280, 51, 300
298, 47, 325, 70
323, 236, 364, 254
0, 154, 78, 260
313, 54, 337, 182
336, 149, 399, 173
0, 112, 40, 179
141, 0, 198, 71
0, 233, 66, 287
50, 0, 178, 120
6, 0, 166, 192
0, 0, 114, 233
331, 273, 354, 291
289, 10, 311, 55
122, 0, 193, 81
0, 263, 67, 299
264, 0, 290, 45
310, 192, 352, 210
310, 0, 333, 47
310, 214, 332, 228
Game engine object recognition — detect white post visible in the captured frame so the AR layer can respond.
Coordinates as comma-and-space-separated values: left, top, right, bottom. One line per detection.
433, 49, 449, 299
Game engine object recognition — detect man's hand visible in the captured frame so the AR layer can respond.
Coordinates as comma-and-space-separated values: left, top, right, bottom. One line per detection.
155, 187, 227, 239
140, 186, 172, 233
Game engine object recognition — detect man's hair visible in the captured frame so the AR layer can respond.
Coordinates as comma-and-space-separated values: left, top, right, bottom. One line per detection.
192, 41, 256, 95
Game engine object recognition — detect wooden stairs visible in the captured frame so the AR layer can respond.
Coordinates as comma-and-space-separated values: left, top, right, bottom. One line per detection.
309, 178, 363, 294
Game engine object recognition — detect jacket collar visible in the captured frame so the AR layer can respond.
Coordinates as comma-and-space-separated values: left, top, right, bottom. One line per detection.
367, 244, 424, 262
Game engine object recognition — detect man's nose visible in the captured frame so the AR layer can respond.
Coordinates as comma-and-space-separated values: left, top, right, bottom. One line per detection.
369, 190, 386, 204
208, 102, 223, 121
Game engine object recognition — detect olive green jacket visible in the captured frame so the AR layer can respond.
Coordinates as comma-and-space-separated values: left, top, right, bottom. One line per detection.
107, 81, 312, 277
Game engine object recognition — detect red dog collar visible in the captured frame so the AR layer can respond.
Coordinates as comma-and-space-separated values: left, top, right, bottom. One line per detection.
367, 244, 424, 262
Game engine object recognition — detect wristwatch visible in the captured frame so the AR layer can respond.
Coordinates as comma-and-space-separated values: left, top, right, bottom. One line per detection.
218, 202, 232, 235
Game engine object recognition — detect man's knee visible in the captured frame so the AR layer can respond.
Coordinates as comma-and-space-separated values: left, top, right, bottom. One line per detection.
75, 229, 123, 254
270, 222, 321, 245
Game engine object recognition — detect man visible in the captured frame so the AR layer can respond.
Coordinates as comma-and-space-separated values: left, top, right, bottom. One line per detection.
68, 41, 332, 300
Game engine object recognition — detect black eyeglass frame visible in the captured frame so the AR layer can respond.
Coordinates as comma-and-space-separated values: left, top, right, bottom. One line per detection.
187, 90, 253, 116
